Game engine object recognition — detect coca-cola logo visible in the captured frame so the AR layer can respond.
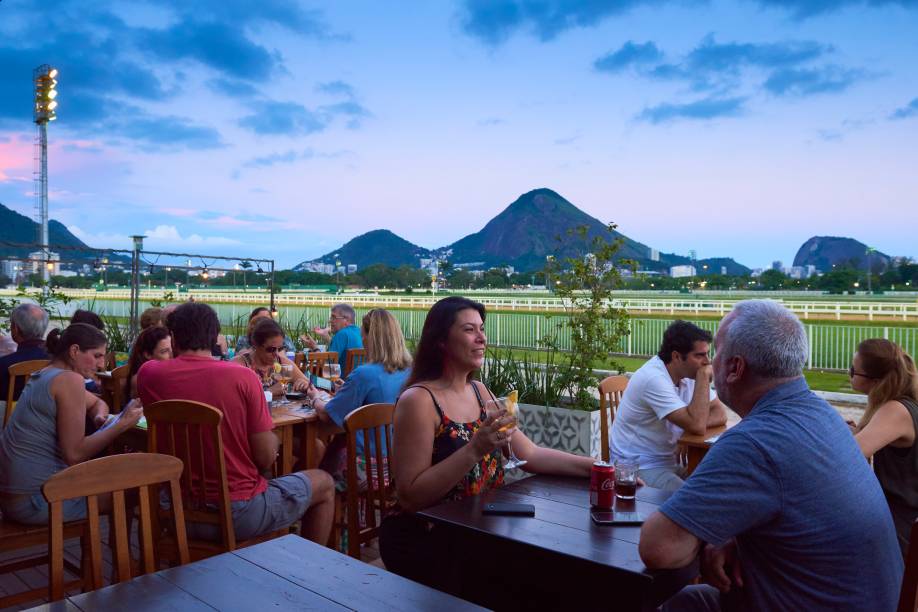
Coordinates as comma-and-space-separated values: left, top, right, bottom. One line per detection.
600, 479, 614, 490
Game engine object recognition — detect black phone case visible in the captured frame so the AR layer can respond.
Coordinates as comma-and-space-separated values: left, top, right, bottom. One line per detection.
482, 503, 536, 517
591, 511, 644, 526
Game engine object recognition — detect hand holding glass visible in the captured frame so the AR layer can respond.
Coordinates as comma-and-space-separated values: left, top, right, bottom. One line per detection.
484, 393, 526, 470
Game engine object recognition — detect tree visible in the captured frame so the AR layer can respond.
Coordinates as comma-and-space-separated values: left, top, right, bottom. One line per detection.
758, 269, 788, 290
544, 224, 631, 411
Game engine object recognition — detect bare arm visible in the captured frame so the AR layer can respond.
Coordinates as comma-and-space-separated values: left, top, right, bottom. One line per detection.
665, 366, 714, 436
248, 430, 280, 472
56, 374, 142, 465
707, 397, 728, 427
855, 400, 916, 457
85, 391, 110, 428
639, 510, 703, 569
509, 430, 593, 476
392, 387, 511, 513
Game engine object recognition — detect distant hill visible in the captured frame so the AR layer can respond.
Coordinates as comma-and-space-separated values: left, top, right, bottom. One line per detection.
294, 229, 431, 271
0, 202, 121, 265
793, 236, 891, 273
295, 188, 752, 274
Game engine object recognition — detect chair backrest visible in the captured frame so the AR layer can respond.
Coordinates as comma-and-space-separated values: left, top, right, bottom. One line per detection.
342, 402, 395, 559
107, 364, 130, 412
305, 351, 339, 377
293, 352, 306, 372
42, 453, 189, 601
598, 375, 628, 462
145, 400, 236, 551
4, 359, 50, 427
344, 348, 367, 377
899, 519, 918, 612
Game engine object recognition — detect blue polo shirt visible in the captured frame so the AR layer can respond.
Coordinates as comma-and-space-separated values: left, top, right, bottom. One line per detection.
660, 377, 902, 610
329, 324, 363, 370
0, 339, 48, 404
323, 363, 409, 455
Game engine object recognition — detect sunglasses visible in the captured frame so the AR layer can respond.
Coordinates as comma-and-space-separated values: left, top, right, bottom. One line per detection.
848, 366, 875, 379
263, 346, 284, 354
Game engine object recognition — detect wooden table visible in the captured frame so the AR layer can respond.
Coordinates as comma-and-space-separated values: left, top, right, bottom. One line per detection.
28, 534, 484, 612
678, 424, 729, 476
419, 474, 696, 611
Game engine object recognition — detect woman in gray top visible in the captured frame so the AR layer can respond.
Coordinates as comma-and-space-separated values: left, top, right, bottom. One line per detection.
0, 323, 143, 524
849, 338, 918, 558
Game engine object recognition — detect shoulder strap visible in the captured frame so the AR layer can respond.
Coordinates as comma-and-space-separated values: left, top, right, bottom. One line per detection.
405, 384, 444, 419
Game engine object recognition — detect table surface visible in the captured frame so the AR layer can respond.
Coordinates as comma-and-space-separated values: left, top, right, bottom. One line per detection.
419, 474, 694, 610
677, 423, 730, 448
30, 535, 484, 612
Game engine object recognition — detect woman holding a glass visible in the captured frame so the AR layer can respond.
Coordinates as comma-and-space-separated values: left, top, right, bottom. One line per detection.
234, 318, 311, 401
379, 296, 594, 589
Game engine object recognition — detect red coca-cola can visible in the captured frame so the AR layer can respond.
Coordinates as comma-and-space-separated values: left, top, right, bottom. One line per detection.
590, 461, 615, 509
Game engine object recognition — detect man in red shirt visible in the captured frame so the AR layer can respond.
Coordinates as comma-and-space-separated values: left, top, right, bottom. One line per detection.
138, 302, 333, 543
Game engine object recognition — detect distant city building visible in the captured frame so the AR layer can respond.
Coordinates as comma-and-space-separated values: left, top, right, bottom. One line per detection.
454, 262, 485, 270
27, 251, 60, 275
648, 248, 660, 262
300, 262, 336, 275
346, 264, 357, 274
689, 249, 697, 261
750, 268, 764, 278
1, 260, 22, 282
721, 266, 728, 275
784, 266, 806, 280
670, 265, 696, 278
771, 260, 783, 271
806, 265, 817, 278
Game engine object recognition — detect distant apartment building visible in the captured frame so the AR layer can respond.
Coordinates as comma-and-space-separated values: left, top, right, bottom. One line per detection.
750, 268, 764, 278
648, 248, 660, 262
300, 262, 336, 275
27, 251, 60, 275
346, 264, 357, 274
670, 265, 696, 278
771, 260, 783, 271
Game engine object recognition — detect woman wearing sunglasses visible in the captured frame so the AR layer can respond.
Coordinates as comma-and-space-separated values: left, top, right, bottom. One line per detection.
234, 318, 311, 398
848, 338, 918, 558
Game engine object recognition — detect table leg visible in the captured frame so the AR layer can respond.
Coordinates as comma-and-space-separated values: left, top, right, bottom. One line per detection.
282, 425, 295, 475
685, 447, 706, 476
301, 421, 318, 470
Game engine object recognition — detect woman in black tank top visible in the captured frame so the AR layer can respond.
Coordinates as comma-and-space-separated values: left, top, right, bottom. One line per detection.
849, 338, 918, 558
379, 297, 595, 592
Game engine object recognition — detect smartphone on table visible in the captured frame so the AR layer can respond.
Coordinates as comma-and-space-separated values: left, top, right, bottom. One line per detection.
590, 510, 645, 526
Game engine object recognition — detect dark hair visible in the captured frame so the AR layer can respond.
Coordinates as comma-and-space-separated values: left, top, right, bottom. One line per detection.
248, 307, 270, 322
166, 302, 220, 352
404, 296, 486, 387
140, 307, 164, 329
126, 326, 171, 399
70, 309, 105, 330
657, 320, 713, 364
46, 323, 107, 360
251, 318, 285, 347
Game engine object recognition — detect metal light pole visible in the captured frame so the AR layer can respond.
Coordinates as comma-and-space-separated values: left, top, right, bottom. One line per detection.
866, 246, 876, 294
33, 65, 58, 293
129, 235, 144, 337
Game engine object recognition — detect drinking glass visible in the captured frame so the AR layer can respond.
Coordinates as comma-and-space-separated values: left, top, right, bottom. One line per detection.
276, 364, 294, 404
613, 459, 639, 500
484, 397, 527, 470
323, 363, 341, 384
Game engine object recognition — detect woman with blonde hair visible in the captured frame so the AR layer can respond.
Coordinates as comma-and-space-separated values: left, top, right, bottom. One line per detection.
309, 309, 411, 481
849, 338, 918, 557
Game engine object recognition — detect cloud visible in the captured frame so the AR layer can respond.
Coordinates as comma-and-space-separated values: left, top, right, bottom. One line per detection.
144, 224, 241, 246
477, 117, 506, 126
763, 65, 867, 96
553, 133, 581, 145
459, 0, 674, 45
238, 101, 327, 135
754, 0, 918, 19
890, 97, 918, 120
240, 148, 352, 169
594, 41, 663, 73
316, 80, 357, 97
636, 96, 746, 123
208, 78, 260, 98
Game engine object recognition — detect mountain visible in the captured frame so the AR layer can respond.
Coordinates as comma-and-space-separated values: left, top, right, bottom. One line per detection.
296, 189, 751, 274
294, 229, 431, 271
793, 236, 891, 273
0, 202, 121, 265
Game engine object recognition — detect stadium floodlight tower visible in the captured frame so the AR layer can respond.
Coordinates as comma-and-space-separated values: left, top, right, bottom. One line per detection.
33, 64, 59, 288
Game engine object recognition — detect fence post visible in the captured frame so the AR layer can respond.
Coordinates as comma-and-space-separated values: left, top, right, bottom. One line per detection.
627, 320, 633, 356
884, 326, 889, 340
807, 324, 814, 370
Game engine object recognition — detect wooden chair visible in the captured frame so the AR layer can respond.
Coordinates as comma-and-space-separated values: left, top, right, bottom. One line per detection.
344, 348, 367, 377
42, 453, 190, 601
304, 351, 339, 377
0, 518, 85, 608
4, 359, 50, 427
293, 351, 306, 372
100, 364, 130, 413
145, 400, 288, 560
598, 375, 628, 462
899, 519, 918, 612
340, 402, 396, 559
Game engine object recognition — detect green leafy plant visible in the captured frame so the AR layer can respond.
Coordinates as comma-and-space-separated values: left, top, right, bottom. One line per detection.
543, 224, 631, 410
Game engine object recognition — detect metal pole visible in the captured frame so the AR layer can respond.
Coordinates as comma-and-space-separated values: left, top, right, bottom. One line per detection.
129, 235, 144, 338
38, 121, 50, 292
269, 260, 276, 312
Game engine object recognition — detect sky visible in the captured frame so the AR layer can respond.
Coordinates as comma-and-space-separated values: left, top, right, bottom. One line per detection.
1, 0, 917, 270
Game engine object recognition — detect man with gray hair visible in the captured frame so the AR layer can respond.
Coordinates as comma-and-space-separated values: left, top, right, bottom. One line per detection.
302, 303, 362, 371
0, 303, 50, 404
640, 300, 903, 611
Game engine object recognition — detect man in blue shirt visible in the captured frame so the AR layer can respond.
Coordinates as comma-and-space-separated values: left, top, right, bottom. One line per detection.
0, 303, 49, 408
640, 300, 903, 611
304, 303, 363, 371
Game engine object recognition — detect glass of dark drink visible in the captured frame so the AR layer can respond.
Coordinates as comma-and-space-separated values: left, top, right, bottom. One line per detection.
613, 459, 639, 500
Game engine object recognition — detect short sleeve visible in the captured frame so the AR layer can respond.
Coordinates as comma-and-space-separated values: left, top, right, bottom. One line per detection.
659, 430, 781, 546
324, 368, 368, 428
643, 374, 691, 421
241, 370, 272, 434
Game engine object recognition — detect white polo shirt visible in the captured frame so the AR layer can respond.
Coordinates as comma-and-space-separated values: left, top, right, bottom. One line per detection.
609, 356, 715, 470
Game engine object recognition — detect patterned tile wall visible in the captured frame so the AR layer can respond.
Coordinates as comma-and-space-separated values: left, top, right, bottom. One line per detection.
518, 403, 601, 458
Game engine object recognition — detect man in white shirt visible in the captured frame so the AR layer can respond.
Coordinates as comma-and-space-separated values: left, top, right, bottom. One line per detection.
610, 321, 728, 490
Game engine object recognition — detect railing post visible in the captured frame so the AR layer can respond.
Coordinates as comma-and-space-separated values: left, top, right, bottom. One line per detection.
807, 324, 814, 370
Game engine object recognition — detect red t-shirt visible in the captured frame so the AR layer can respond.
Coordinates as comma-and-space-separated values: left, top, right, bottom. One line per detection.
137, 354, 272, 502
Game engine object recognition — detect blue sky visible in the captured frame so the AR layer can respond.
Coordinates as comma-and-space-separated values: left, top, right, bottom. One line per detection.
1, 0, 916, 270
